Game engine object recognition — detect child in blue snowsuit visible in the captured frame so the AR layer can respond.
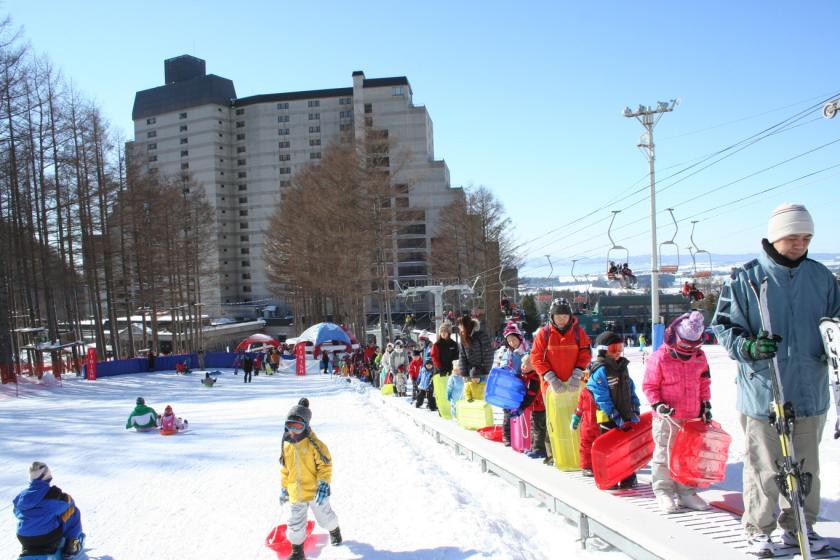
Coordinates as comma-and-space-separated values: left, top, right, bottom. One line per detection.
13, 462, 84, 558
586, 331, 642, 489
415, 358, 436, 409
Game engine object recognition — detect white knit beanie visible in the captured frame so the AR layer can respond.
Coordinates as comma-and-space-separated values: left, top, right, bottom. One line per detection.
767, 203, 814, 243
29, 461, 52, 482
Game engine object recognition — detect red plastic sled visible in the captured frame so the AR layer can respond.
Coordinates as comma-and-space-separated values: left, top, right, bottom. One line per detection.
591, 411, 655, 490
160, 429, 178, 436
669, 419, 731, 488
477, 425, 504, 442
265, 520, 315, 557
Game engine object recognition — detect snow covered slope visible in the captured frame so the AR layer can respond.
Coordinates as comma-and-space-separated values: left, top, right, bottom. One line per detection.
1, 344, 838, 559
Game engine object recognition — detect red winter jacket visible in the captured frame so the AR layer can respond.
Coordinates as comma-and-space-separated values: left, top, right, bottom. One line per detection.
520, 370, 545, 412
530, 317, 592, 393
407, 358, 423, 381
575, 386, 601, 469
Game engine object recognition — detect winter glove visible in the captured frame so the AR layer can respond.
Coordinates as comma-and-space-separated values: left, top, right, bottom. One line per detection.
279, 488, 289, 505
567, 368, 585, 391
544, 371, 566, 393
653, 402, 674, 417
609, 410, 629, 431
700, 401, 712, 423
315, 481, 330, 506
744, 331, 781, 361
570, 414, 581, 431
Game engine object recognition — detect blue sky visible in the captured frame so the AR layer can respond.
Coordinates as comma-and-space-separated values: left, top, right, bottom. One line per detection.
6, 0, 840, 275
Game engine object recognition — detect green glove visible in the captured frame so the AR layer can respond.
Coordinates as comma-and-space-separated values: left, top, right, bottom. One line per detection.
744, 331, 781, 361
570, 414, 581, 431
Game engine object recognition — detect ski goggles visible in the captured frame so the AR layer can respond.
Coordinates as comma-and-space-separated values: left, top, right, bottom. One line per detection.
285, 419, 306, 433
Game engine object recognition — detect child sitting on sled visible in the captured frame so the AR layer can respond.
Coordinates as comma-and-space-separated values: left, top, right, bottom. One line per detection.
643, 311, 712, 514
13, 462, 84, 558
201, 371, 217, 387
159, 405, 188, 432
126, 397, 159, 431
586, 331, 641, 489
279, 398, 342, 560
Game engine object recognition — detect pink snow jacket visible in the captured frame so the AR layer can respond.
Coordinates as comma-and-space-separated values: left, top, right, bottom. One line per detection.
642, 345, 711, 420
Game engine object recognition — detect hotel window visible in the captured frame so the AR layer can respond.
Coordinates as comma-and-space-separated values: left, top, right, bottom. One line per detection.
236, 121, 245, 128
146, 117, 156, 125
277, 102, 289, 110
147, 131, 156, 138
238, 197, 247, 204
308, 126, 320, 133
179, 125, 188, 132
392, 86, 404, 96
180, 137, 188, 144
237, 146, 246, 153
308, 100, 320, 107
237, 159, 246, 166
242, 273, 251, 279
238, 185, 247, 192
181, 162, 189, 170
280, 180, 291, 187
240, 223, 248, 230
278, 141, 290, 149
309, 139, 321, 146
279, 154, 290, 161
308, 113, 320, 120
147, 155, 157, 163
278, 128, 290, 135
240, 235, 249, 242
310, 152, 321, 159
237, 133, 246, 140
235, 108, 245, 115
278, 115, 289, 123
238, 171, 247, 178
239, 210, 248, 217
180, 150, 189, 157
339, 97, 351, 105
241, 260, 250, 267
279, 167, 291, 174
147, 143, 157, 150
179, 112, 188, 119
340, 123, 352, 132
364, 103, 372, 114
242, 286, 251, 293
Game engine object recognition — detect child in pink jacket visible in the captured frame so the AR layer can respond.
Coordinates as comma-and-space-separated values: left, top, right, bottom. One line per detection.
642, 311, 712, 514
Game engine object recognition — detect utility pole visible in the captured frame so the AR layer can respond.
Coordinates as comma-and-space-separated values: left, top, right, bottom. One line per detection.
623, 100, 678, 347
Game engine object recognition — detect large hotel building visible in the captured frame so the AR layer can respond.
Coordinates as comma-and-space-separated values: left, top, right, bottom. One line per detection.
132, 55, 458, 318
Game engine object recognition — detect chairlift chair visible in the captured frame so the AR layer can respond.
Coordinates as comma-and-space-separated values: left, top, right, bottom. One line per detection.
606, 211, 630, 281
690, 221, 713, 278
658, 208, 680, 274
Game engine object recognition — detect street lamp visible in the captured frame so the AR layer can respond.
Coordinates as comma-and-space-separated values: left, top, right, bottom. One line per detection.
623, 99, 679, 350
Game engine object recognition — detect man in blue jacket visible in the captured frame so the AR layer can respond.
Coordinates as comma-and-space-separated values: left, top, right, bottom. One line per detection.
712, 203, 840, 557
13, 462, 84, 557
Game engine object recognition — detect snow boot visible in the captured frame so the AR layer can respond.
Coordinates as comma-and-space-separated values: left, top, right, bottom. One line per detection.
656, 494, 679, 514
330, 527, 343, 546
526, 449, 546, 459
781, 528, 830, 552
62, 534, 83, 558
581, 468, 594, 477
677, 493, 709, 511
289, 543, 306, 560
618, 474, 637, 489
746, 533, 775, 558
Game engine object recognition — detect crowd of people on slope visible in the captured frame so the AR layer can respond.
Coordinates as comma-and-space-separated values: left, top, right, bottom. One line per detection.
11, 203, 837, 560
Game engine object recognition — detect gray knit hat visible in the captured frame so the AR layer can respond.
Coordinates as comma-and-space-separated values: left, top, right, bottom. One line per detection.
287, 398, 311, 425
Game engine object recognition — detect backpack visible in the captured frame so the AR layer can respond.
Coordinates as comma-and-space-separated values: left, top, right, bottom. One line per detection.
540, 321, 583, 361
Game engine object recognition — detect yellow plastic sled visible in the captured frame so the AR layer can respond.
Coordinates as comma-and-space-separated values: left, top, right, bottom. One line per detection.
380, 383, 395, 396
455, 400, 494, 430
432, 374, 452, 419
545, 387, 581, 471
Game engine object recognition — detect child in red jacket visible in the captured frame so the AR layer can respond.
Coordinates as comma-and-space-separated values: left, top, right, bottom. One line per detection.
408, 350, 423, 398
570, 369, 599, 476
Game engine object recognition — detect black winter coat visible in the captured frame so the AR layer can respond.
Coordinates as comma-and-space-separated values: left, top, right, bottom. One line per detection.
458, 324, 494, 376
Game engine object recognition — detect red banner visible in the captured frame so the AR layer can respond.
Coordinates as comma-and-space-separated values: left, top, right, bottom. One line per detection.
86, 348, 97, 381
295, 343, 306, 376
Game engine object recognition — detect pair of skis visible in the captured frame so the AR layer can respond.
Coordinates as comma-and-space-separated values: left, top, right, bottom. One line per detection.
749, 279, 840, 560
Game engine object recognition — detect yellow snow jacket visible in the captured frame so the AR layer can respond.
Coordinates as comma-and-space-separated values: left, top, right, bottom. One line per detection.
464, 380, 486, 402
280, 429, 333, 503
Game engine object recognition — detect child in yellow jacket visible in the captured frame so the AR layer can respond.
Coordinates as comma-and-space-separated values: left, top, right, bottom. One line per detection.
464, 367, 486, 402
279, 398, 342, 559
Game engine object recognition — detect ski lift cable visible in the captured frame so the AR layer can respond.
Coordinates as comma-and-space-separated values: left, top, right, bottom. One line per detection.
463, 97, 838, 285
517, 160, 840, 276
